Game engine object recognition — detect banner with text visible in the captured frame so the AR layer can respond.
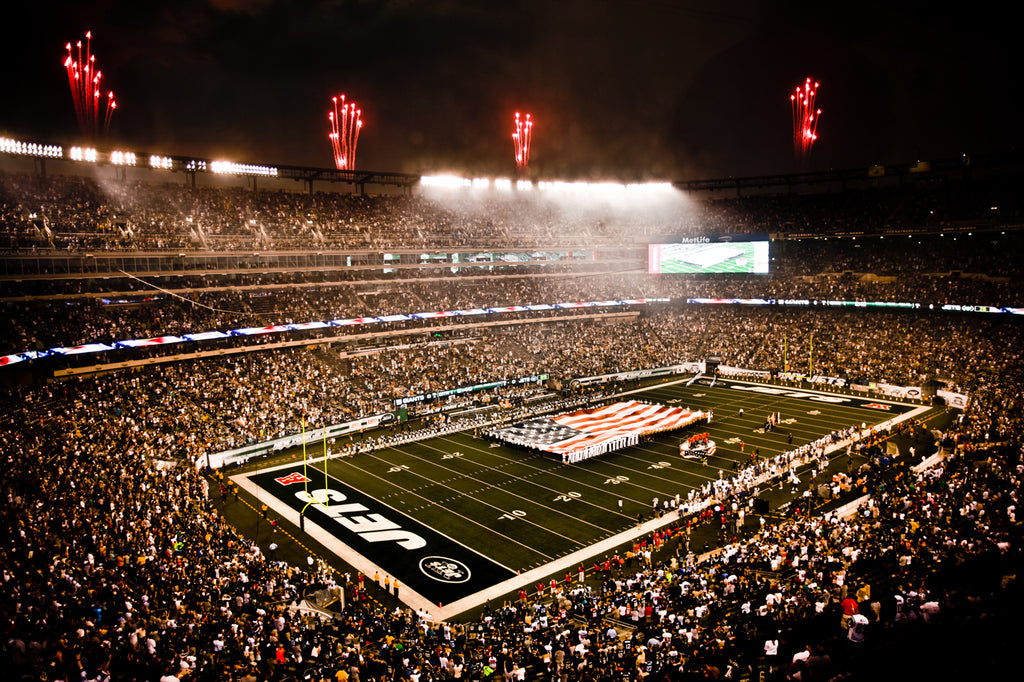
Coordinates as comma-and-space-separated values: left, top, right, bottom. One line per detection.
201, 412, 398, 470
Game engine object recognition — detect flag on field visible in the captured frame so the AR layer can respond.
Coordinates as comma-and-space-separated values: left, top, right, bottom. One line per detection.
491, 400, 707, 455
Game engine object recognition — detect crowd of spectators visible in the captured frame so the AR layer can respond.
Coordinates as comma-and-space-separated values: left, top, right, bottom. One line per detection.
0, 171, 684, 252
2, 303, 1022, 455
2, 166, 1023, 681
3, 223, 1023, 358
2, 165, 1023, 254
2, 307, 1021, 680
3, 166, 1023, 365
512, 430, 1019, 680
2, 297, 1023, 678
4, 248, 1024, 359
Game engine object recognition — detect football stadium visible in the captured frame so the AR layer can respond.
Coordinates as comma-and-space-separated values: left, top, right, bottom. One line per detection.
1, 3, 1021, 681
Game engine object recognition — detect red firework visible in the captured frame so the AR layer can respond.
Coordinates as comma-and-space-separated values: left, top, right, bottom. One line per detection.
63, 31, 117, 139
512, 112, 533, 170
790, 77, 821, 161
328, 95, 363, 170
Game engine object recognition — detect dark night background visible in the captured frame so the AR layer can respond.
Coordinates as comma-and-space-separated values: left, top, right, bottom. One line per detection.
1, 0, 1017, 180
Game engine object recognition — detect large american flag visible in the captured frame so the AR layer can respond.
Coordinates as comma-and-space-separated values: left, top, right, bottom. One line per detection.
492, 400, 707, 455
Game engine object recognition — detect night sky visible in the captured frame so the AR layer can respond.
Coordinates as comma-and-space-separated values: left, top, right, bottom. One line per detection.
2, 0, 1017, 181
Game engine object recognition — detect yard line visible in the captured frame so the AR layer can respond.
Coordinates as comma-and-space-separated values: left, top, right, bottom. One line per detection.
352, 445, 607, 548
589, 444, 720, 486
432, 434, 687, 510
320, 456, 556, 565
398, 440, 621, 533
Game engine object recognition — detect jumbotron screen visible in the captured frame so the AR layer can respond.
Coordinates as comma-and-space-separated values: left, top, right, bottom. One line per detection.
648, 234, 770, 274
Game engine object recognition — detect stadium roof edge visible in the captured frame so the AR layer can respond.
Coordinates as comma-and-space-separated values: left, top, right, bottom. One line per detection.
3, 134, 1022, 194
672, 149, 1024, 195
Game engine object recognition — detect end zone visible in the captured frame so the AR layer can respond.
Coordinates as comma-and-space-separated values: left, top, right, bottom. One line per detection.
232, 460, 516, 617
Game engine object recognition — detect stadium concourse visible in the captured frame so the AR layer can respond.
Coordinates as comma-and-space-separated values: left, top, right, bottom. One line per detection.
1, 159, 1023, 681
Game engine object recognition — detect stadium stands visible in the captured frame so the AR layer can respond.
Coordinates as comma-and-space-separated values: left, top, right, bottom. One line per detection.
1, 160, 1022, 681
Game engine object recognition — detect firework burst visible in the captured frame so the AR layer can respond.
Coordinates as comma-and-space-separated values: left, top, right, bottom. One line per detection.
790, 77, 821, 162
328, 95, 363, 170
63, 31, 117, 139
512, 112, 533, 171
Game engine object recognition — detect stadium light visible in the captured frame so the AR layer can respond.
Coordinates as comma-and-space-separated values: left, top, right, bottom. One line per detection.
0, 137, 63, 158
210, 161, 278, 176
420, 175, 471, 189
69, 146, 97, 162
110, 150, 136, 166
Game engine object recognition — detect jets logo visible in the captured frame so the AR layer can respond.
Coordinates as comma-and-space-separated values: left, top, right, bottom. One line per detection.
420, 556, 471, 583
275, 472, 311, 485
862, 403, 891, 411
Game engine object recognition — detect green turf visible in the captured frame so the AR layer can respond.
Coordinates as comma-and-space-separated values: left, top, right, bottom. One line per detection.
306, 378, 934, 573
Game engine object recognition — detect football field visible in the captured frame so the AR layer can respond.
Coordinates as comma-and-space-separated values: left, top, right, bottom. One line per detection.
233, 376, 933, 618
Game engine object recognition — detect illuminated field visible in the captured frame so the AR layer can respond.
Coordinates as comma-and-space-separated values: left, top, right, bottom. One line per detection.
234, 377, 930, 618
